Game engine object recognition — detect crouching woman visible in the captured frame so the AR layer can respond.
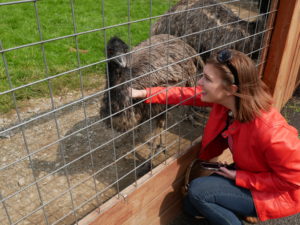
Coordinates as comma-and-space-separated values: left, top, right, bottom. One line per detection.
129, 49, 300, 225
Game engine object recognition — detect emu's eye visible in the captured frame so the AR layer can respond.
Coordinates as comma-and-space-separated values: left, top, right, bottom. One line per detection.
107, 49, 114, 55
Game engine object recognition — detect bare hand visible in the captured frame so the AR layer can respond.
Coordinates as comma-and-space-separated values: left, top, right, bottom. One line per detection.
215, 167, 236, 180
128, 88, 147, 99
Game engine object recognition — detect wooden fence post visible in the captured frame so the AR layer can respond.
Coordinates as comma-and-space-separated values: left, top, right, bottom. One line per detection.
263, 0, 300, 110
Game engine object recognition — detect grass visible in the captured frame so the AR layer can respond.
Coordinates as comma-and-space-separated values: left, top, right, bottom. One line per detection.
0, 0, 176, 113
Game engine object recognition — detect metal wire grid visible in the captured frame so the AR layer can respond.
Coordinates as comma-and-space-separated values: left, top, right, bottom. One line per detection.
0, 0, 275, 224
281, 86, 300, 129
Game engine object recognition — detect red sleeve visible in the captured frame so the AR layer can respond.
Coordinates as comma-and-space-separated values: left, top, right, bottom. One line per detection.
236, 125, 300, 192
144, 86, 213, 107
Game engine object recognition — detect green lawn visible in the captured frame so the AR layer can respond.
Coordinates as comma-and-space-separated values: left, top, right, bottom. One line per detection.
0, 0, 175, 113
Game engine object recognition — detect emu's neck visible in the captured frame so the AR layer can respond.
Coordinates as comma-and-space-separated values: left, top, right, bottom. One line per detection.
107, 61, 124, 87
106, 61, 131, 107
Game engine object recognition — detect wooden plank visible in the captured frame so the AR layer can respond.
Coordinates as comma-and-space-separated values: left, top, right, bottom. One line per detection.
151, 199, 182, 225
124, 149, 232, 225
296, 68, 300, 88
79, 139, 200, 225
124, 175, 184, 225
79, 137, 233, 225
263, 0, 297, 94
257, 0, 279, 77
272, 0, 300, 109
263, 0, 300, 109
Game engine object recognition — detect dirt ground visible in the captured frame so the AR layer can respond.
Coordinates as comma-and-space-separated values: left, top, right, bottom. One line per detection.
0, 79, 206, 225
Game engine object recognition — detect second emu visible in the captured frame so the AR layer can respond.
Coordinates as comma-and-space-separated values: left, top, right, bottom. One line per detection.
151, 0, 269, 61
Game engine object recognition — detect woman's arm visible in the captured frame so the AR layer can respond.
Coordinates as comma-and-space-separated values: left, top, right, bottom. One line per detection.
130, 86, 213, 107
129, 88, 147, 99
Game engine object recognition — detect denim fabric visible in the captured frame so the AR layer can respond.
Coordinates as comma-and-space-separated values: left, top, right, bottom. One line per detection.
184, 174, 257, 225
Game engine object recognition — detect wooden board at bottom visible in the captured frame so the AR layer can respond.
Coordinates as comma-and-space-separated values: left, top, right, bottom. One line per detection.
79, 139, 233, 225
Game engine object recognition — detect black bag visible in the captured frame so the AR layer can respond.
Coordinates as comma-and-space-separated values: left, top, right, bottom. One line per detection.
182, 159, 215, 195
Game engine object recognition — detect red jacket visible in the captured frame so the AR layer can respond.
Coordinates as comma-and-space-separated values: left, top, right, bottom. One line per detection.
145, 86, 300, 221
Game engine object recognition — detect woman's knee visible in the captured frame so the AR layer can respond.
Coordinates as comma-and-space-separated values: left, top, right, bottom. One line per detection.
188, 175, 230, 202
188, 177, 211, 202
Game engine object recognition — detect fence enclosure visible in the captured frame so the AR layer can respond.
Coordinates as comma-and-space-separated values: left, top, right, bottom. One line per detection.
0, 1, 299, 225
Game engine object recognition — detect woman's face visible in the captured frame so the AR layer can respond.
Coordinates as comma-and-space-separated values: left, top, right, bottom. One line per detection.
197, 64, 232, 104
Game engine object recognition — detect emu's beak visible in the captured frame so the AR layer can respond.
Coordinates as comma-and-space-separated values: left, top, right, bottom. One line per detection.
115, 55, 127, 68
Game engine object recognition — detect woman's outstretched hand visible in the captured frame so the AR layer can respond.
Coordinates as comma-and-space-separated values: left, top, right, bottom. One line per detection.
128, 88, 147, 99
215, 167, 236, 180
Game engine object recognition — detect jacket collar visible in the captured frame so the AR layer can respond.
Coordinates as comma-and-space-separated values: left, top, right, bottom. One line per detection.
201, 104, 228, 147
202, 104, 241, 146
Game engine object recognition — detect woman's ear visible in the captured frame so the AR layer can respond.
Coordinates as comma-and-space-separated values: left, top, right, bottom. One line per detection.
226, 84, 238, 96
231, 84, 238, 94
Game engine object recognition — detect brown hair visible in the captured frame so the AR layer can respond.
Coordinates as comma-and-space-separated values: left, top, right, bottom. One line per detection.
206, 49, 273, 122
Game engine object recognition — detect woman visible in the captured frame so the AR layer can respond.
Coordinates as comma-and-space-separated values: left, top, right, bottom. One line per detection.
129, 49, 300, 225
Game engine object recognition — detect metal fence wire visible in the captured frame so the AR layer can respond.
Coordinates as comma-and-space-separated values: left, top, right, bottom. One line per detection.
0, 0, 275, 224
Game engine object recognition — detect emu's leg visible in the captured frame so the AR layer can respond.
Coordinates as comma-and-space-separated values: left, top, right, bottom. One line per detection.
155, 118, 166, 155
186, 106, 210, 127
149, 117, 167, 167
145, 116, 166, 155
138, 117, 166, 176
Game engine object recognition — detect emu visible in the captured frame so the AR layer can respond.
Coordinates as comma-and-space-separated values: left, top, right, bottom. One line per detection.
151, 0, 267, 61
100, 34, 203, 153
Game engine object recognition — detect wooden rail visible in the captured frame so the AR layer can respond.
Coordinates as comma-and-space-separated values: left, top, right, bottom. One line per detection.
78, 139, 200, 225
78, 138, 233, 225
263, 0, 300, 110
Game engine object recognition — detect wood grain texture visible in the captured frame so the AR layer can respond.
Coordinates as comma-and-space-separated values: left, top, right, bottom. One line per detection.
79, 139, 200, 225
79, 138, 232, 225
263, 0, 300, 109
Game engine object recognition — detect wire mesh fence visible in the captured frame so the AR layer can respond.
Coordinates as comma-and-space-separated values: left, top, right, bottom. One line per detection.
0, 0, 275, 224
281, 86, 300, 133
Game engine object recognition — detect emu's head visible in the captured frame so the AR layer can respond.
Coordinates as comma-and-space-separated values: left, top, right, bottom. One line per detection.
107, 37, 129, 68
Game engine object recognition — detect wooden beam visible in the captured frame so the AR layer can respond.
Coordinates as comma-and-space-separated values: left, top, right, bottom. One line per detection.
296, 68, 300, 88
272, 0, 300, 109
258, 0, 279, 78
78, 139, 200, 225
79, 137, 233, 225
263, 0, 300, 109
123, 176, 183, 225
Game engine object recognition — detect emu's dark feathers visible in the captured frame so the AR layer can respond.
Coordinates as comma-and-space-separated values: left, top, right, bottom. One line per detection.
101, 34, 203, 132
151, 0, 266, 61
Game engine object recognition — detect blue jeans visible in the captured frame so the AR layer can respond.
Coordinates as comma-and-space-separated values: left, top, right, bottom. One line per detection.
184, 174, 257, 225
